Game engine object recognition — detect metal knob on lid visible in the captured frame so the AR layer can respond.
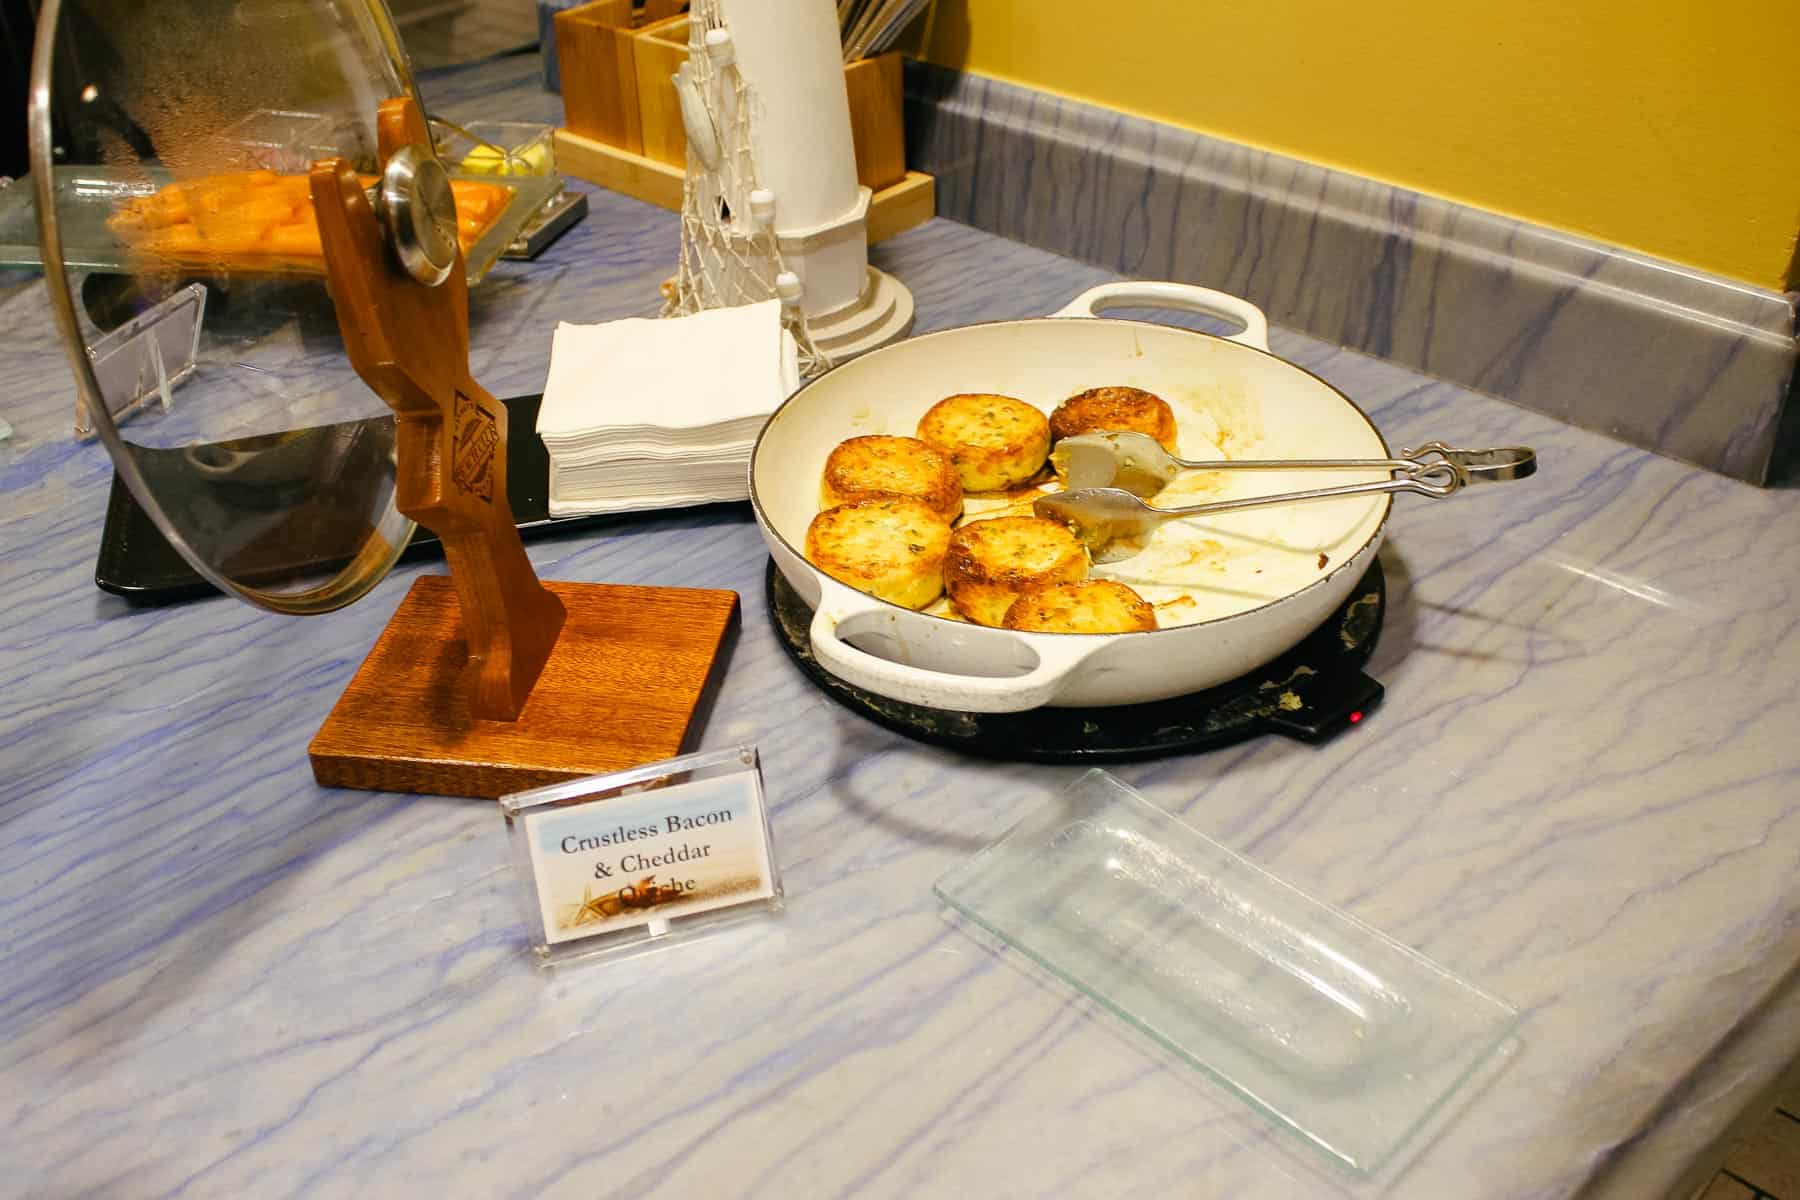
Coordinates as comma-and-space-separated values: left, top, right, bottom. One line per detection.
376, 143, 459, 287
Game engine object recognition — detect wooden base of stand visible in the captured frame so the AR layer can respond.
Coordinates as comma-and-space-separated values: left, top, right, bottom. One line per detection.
310, 576, 740, 799
552, 127, 938, 245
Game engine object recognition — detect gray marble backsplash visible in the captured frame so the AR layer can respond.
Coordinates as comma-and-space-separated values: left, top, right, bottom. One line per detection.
903, 62, 1799, 485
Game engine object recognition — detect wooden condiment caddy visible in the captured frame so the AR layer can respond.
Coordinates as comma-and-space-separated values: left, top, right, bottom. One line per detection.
552, 1, 934, 243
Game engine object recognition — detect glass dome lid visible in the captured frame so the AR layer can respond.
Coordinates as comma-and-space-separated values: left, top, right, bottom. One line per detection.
28, 0, 429, 613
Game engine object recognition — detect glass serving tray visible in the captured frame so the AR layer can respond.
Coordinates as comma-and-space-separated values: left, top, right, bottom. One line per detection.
935, 770, 1521, 1176
0, 167, 561, 285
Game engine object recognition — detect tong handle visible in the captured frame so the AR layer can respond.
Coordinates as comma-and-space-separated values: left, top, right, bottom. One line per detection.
1175, 444, 1536, 488
1150, 472, 1459, 520
1151, 444, 1537, 518
1399, 443, 1536, 484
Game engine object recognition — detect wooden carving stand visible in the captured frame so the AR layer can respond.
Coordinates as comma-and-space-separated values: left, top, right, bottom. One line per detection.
307, 98, 738, 799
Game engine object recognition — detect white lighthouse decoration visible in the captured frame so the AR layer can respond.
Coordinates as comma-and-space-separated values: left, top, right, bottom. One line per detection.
662, 0, 914, 371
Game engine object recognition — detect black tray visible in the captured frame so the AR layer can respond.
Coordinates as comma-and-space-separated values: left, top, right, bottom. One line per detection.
95, 393, 604, 604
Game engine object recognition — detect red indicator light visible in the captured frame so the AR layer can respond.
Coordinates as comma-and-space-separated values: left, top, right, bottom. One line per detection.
1348, 710, 1364, 725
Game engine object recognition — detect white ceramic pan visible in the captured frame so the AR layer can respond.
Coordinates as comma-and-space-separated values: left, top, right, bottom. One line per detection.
750, 282, 1393, 711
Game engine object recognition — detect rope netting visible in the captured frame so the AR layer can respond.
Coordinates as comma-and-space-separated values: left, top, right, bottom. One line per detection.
661, 0, 829, 378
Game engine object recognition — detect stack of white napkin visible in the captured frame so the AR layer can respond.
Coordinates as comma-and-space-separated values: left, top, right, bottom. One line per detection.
538, 299, 799, 516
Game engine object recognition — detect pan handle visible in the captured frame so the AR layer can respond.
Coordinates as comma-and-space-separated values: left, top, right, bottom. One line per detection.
1050, 281, 1271, 352
807, 585, 1102, 714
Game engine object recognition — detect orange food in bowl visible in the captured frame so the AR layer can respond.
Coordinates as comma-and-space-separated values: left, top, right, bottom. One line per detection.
108, 170, 512, 270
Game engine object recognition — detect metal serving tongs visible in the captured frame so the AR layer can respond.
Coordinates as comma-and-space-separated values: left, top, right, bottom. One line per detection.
1051, 430, 1535, 496
1035, 438, 1536, 563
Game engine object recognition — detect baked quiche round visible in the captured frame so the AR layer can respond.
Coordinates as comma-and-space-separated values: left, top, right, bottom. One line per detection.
916, 393, 1051, 492
1002, 579, 1157, 634
1049, 386, 1179, 452
820, 435, 963, 522
943, 515, 1088, 627
805, 497, 953, 610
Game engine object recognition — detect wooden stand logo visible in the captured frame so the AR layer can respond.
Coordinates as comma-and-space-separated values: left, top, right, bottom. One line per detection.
452, 392, 499, 502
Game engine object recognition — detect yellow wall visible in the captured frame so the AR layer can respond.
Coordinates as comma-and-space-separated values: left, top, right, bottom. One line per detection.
927, 1, 1800, 290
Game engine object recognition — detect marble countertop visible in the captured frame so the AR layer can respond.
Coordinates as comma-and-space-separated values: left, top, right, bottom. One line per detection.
3, 57, 1797, 1200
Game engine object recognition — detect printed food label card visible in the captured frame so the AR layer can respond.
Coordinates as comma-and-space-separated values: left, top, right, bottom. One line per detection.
523, 771, 775, 945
